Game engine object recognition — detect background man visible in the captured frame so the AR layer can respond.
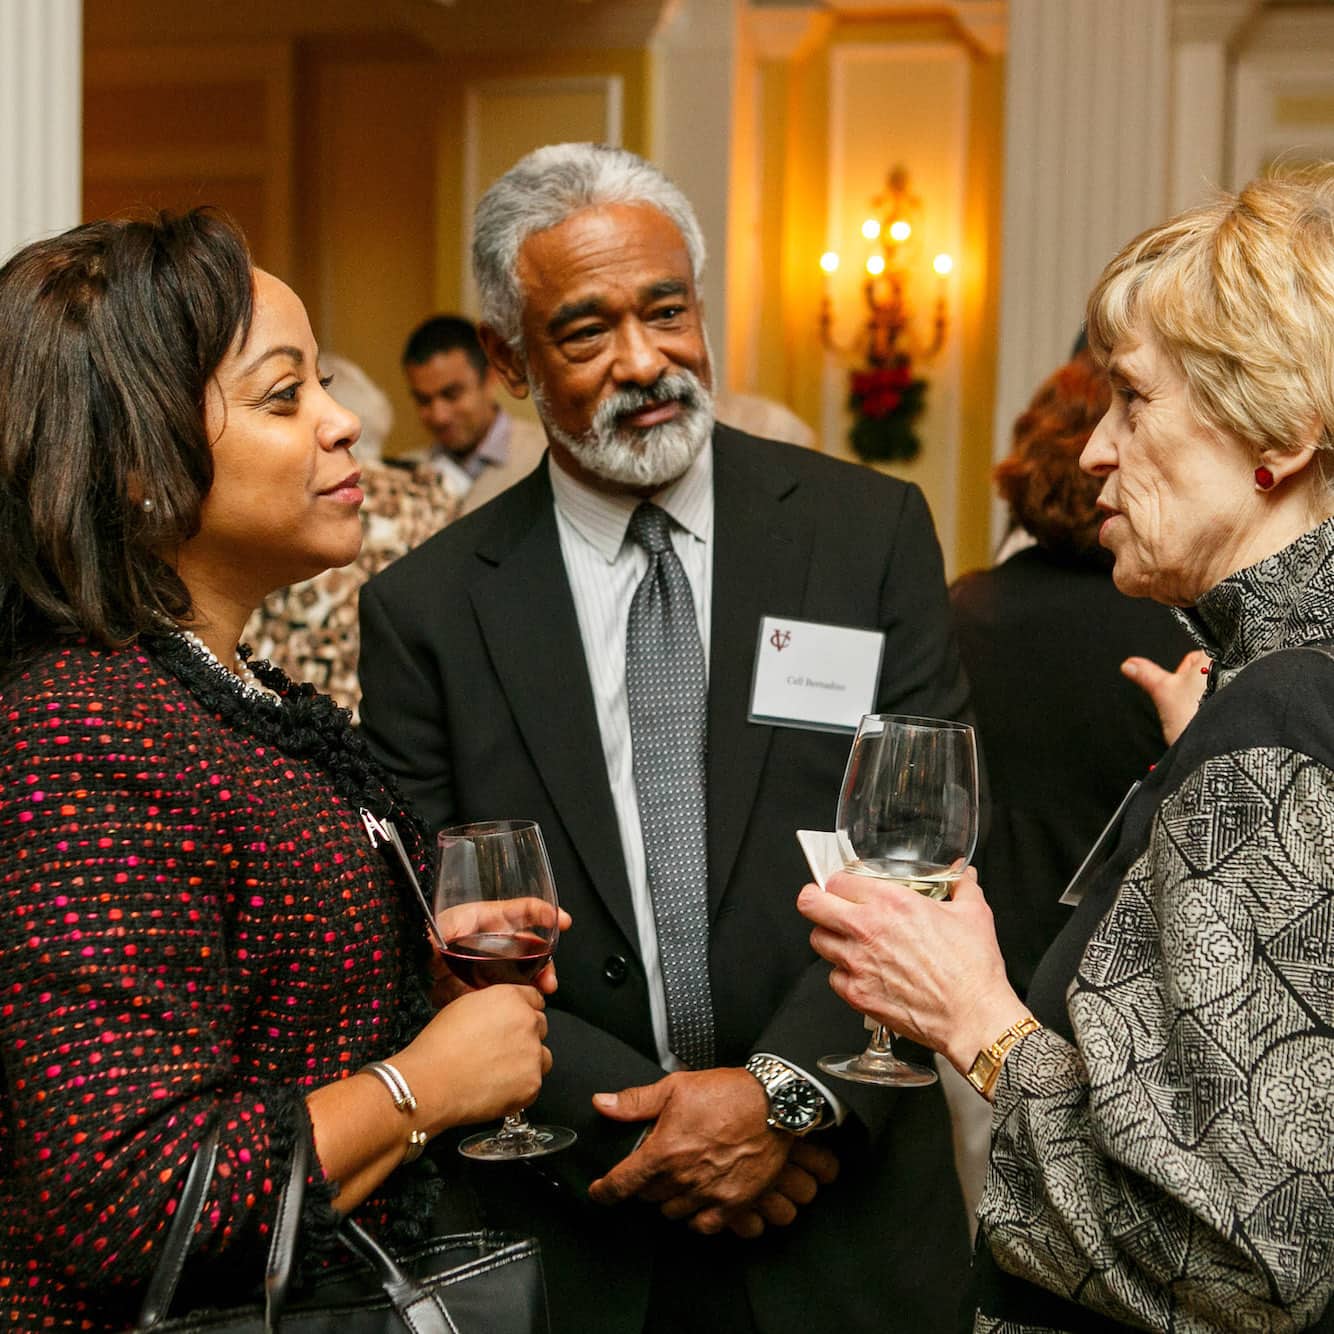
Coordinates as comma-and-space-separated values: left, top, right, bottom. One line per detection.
400, 313, 545, 515
360, 144, 972, 1334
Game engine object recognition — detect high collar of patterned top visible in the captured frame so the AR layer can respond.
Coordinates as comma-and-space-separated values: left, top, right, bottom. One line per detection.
1178, 515, 1334, 692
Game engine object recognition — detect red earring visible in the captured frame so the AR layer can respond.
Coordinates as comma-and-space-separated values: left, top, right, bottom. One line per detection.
1255, 465, 1276, 491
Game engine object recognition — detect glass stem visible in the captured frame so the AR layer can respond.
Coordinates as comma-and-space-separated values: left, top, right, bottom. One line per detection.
499, 1111, 532, 1139
868, 1025, 896, 1058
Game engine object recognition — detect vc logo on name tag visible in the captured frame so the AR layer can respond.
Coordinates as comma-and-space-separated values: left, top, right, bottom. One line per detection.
749, 615, 884, 733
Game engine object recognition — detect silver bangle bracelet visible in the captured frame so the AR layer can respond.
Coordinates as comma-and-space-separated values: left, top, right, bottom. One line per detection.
358, 1060, 428, 1165
359, 1059, 419, 1113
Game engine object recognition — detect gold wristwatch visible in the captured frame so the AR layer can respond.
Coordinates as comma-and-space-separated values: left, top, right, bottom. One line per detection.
965, 1016, 1042, 1101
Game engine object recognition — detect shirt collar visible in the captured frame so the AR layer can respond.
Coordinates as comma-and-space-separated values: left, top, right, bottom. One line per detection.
429, 408, 510, 480
1176, 514, 1334, 691
471, 409, 511, 474
549, 438, 714, 564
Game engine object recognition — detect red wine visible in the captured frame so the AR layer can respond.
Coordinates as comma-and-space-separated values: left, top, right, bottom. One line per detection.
441, 931, 551, 987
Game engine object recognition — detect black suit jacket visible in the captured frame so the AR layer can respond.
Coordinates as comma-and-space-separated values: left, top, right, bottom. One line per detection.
359, 426, 973, 1333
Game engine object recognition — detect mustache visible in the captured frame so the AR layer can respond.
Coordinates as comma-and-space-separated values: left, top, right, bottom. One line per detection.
594, 372, 709, 432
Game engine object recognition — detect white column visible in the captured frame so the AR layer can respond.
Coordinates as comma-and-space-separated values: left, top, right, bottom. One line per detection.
0, 0, 82, 264
990, 0, 1171, 543
1168, 1, 1257, 211
650, 0, 738, 388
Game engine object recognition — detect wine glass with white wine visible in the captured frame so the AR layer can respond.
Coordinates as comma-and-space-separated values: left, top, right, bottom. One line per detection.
818, 713, 979, 1088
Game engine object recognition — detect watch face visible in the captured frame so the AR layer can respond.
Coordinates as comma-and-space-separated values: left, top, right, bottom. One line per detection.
771, 1080, 824, 1131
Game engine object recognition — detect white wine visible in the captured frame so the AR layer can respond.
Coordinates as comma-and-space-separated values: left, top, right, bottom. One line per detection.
843, 858, 960, 900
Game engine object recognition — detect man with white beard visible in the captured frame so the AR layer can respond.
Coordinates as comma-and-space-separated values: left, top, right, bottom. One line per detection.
357, 143, 973, 1334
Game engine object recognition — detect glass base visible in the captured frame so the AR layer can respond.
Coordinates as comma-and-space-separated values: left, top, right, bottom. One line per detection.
458, 1122, 577, 1161
818, 1051, 938, 1088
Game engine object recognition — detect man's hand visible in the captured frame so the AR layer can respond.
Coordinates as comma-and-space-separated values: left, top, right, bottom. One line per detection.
588, 1068, 811, 1233
701, 1138, 840, 1239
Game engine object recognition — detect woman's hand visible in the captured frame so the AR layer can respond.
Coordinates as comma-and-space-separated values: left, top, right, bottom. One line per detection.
1121, 648, 1210, 746
307, 984, 551, 1214
397, 985, 551, 1132
428, 906, 573, 1007
797, 868, 1028, 1077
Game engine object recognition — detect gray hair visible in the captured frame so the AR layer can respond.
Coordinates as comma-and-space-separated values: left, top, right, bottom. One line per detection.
471, 142, 707, 351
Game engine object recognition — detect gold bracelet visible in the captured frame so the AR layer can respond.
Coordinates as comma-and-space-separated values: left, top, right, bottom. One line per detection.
965, 1016, 1042, 1102
358, 1060, 428, 1163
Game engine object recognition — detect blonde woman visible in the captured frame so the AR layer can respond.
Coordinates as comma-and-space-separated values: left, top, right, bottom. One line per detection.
801, 166, 1334, 1332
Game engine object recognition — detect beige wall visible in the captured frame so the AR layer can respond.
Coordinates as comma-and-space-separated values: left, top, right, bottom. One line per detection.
82, 4, 650, 457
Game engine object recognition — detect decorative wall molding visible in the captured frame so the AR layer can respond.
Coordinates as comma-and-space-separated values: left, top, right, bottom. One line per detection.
0, 0, 81, 262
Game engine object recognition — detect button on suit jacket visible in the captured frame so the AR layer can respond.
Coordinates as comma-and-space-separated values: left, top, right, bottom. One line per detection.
359, 425, 974, 1334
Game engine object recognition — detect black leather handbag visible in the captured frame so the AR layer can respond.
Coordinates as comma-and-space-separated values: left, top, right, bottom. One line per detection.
125, 1119, 548, 1334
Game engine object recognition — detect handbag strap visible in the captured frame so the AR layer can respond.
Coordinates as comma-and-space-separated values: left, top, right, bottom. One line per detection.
135, 1121, 222, 1328
134, 1116, 308, 1331
263, 1115, 310, 1327
135, 1110, 455, 1333
340, 1219, 455, 1334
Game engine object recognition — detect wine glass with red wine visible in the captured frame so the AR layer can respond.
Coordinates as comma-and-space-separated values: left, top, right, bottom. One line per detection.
434, 819, 576, 1160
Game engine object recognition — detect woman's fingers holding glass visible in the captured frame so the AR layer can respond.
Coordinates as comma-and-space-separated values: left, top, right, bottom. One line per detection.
435, 895, 563, 941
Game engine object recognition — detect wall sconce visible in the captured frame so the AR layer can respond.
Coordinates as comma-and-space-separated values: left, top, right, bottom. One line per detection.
819, 165, 954, 464
820, 164, 953, 364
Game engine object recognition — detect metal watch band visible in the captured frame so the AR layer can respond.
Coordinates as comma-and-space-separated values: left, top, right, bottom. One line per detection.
744, 1054, 830, 1132
744, 1055, 796, 1088
965, 1016, 1042, 1101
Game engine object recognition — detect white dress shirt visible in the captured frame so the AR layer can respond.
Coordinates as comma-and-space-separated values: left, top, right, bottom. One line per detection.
549, 447, 845, 1120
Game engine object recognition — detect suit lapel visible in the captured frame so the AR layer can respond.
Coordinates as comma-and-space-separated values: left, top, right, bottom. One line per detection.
706, 430, 814, 912
468, 469, 640, 950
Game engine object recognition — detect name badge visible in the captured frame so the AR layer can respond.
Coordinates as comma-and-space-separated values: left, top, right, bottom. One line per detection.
749, 616, 884, 733
1058, 780, 1141, 907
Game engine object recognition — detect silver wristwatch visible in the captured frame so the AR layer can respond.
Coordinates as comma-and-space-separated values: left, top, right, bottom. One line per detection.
744, 1055, 831, 1136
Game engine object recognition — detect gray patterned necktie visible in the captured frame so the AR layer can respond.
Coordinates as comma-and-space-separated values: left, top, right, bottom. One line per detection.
625, 502, 715, 1070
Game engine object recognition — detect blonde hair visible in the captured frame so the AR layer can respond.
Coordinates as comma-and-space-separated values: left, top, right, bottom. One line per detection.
1086, 163, 1334, 493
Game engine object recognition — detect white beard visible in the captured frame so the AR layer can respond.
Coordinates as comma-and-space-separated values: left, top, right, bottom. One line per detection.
531, 368, 715, 490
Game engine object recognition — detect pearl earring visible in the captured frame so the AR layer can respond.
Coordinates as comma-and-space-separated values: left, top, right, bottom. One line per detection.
141, 497, 155, 513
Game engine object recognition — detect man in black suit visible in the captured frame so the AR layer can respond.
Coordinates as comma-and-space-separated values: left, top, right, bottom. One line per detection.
358, 143, 972, 1333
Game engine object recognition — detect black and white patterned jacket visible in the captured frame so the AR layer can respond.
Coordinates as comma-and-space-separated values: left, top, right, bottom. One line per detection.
975, 519, 1334, 1333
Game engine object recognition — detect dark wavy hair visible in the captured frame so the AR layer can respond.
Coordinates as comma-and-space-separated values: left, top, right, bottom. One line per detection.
994, 349, 1113, 567
0, 209, 253, 673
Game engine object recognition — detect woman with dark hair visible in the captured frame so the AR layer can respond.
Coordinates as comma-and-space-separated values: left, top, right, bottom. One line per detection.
801, 166, 1334, 1330
950, 350, 1194, 995
0, 211, 552, 1330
